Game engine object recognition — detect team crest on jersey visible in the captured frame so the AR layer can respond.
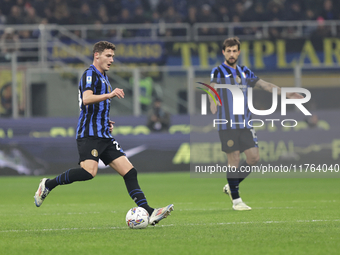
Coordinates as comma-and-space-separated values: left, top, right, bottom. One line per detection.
86, 76, 92, 84
227, 140, 234, 147
91, 149, 98, 157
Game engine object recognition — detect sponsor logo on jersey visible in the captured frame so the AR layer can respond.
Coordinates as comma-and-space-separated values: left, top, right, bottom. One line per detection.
86, 76, 92, 84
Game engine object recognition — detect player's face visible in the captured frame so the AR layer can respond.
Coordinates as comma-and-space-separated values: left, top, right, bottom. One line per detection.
222, 45, 240, 67
95, 49, 115, 73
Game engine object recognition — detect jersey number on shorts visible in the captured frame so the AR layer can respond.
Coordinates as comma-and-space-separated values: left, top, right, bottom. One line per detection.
250, 128, 258, 145
113, 140, 121, 151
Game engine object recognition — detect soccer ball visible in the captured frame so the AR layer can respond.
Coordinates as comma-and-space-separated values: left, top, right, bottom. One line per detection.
126, 207, 149, 229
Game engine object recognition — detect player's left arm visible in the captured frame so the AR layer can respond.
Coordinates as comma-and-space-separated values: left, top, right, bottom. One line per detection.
109, 120, 115, 132
254, 79, 303, 99
82, 88, 124, 105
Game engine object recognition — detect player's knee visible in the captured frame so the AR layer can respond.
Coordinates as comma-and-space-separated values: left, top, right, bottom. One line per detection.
248, 154, 260, 165
231, 153, 240, 162
226, 152, 240, 166
123, 168, 137, 180
80, 161, 98, 177
83, 167, 97, 178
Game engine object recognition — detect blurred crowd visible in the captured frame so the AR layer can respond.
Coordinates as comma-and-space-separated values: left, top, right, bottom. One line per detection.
0, 0, 339, 58
0, 0, 339, 26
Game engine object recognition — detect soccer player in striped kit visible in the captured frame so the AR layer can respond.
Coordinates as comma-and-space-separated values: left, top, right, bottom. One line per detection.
34, 41, 173, 225
210, 37, 302, 210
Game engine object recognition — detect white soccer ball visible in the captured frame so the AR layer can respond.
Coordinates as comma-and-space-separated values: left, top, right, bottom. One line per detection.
126, 207, 149, 229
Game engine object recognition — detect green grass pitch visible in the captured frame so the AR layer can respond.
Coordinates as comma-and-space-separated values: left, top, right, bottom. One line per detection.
0, 172, 339, 255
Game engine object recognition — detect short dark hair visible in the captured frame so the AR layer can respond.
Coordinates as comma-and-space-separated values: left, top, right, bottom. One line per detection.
93, 41, 116, 55
222, 37, 240, 51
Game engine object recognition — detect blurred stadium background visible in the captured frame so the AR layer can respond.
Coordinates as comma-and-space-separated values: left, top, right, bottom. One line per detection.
0, 0, 340, 176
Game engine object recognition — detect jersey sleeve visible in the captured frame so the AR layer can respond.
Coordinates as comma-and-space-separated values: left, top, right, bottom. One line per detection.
242, 66, 259, 87
80, 69, 96, 92
210, 67, 220, 84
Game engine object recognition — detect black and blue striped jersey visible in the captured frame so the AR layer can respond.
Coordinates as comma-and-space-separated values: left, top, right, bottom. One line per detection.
76, 64, 113, 139
210, 63, 260, 130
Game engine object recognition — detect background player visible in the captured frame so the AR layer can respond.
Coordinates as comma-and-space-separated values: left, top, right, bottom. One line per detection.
210, 37, 303, 210
34, 41, 173, 225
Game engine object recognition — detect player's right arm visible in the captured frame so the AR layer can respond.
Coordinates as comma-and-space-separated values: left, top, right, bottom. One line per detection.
209, 67, 221, 114
209, 83, 219, 114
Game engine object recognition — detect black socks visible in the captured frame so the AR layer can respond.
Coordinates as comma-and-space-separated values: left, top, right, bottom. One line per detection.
123, 168, 154, 215
227, 161, 252, 199
45, 168, 93, 191
239, 161, 251, 183
227, 178, 240, 199
44, 167, 154, 216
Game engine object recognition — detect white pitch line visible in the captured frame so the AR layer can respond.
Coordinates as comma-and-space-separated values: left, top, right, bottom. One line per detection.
159, 219, 340, 227
177, 206, 317, 211
0, 211, 105, 217
0, 205, 328, 217
0, 200, 337, 210
249, 200, 338, 204
0, 219, 339, 233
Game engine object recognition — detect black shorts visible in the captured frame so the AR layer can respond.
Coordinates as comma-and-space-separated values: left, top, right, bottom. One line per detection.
218, 128, 258, 153
77, 137, 126, 165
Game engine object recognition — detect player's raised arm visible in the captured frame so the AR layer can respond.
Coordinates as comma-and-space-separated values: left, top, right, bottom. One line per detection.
254, 79, 281, 94
82, 88, 125, 105
109, 88, 125, 99
254, 79, 303, 99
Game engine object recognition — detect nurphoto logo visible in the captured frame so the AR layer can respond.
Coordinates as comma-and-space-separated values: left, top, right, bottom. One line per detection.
198, 82, 312, 128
